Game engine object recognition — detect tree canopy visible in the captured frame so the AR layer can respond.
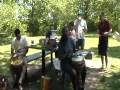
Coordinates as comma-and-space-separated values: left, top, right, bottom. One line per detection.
0, 0, 120, 36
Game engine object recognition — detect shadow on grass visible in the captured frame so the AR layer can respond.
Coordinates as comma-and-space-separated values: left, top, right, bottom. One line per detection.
0, 58, 11, 76
86, 34, 98, 38
0, 37, 12, 45
109, 46, 120, 59
100, 71, 120, 90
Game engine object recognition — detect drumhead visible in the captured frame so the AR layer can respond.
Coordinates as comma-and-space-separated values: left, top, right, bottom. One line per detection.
72, 55, 84, 62
11, 58, 23, 65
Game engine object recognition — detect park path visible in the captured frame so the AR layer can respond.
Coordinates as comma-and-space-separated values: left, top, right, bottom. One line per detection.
84, 60, 105, 90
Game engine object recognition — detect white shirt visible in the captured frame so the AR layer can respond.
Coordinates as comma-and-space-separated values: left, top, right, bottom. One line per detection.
11, 36, 28, 52
74, 19, 87, 39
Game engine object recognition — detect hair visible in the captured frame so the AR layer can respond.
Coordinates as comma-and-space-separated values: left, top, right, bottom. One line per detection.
14, 28, 20, 35
77, 13, 81, 16
77, 13, 84, 17
68, 21, 74, 27
99, 12, 105, 17
59, 26, 69, 46
46, 31, 52, 38
68, 21, 75, 30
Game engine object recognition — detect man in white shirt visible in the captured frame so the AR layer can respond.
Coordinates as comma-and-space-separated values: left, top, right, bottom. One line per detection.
74, 13, 87, 50
10, 29, 28, 90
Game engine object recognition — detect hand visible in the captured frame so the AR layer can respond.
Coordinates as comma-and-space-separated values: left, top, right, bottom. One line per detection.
104, 32, 109, 35
11, 56, 17, 62
13, 53, 18, 58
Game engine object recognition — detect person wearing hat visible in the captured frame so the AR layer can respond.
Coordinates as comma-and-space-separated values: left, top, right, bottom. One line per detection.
74, 12, 87, 50
98, 12, 112, 69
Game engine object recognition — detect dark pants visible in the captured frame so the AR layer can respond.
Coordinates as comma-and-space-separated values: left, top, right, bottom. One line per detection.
76, 39, 85, 50
61, 57, 86, 90
10, 64, 23, 88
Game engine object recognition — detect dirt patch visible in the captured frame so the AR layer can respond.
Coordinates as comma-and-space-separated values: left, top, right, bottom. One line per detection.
8, 60, 105, 90
85, 60, 105, 90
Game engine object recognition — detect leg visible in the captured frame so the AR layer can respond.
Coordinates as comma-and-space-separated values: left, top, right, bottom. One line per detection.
76, 40, 79, 50
98, 36, 104, 68
101, 36, 108, 68
80, 66, 87, 90
19, 64, 27, 84
101, 55, 104, 68
79, 39, 82, 50
105, 55, 108, 68
61, 61, 79, 90
10, 65, 18, 88
69, 68, 78, 90
81, 39, 85, 50
17, 64, 27, 90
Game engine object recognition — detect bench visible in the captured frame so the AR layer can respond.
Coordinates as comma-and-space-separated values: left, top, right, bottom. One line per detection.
23, 48, 55, 76
24, 50, 51, 63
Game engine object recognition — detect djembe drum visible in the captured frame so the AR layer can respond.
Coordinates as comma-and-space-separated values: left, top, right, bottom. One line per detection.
10, 56, 23, 86
10, 50, 26, 88
72, 53, 85, 70
72, 53, 86, 89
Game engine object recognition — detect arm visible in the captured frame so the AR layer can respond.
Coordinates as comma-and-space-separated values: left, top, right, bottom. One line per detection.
21, 47, 28, 57
11, 40, 16, 58
104, 28, 112, 35
21, 38, 28, 57
104, 21, 112, 35
10, 43, 17, 61
83, 20, 88, 33
11, 48, 14, 57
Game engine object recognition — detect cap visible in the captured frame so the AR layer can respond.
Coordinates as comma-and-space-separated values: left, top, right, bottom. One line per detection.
78, 9, 85, 16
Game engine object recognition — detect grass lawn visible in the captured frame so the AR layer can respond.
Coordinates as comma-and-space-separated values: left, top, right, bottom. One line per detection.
0, 34, 120, 90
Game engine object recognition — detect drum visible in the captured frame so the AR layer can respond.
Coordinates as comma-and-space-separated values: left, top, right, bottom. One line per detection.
11, 56, 23, 66
72, 53, 85, 70
10, 55, 24, 78
11, 48, 27, 65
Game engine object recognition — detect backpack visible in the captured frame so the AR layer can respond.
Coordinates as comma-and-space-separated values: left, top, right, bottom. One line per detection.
85, 51, 93, 60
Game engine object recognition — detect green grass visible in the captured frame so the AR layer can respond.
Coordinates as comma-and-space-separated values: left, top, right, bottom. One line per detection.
85, 34, 120, 90
0, 34, 120, 90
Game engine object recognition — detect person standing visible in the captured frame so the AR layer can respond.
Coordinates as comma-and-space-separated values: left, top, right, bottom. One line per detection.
10, 29, 28, 90
74, 13, 87, 50
57, 26, 86, 90
68, 21, 77, 46
98, 13, 112, 69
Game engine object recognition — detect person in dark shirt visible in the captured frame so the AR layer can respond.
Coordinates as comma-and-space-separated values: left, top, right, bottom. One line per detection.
98, 13, 112, 69
58, 26, 84, 90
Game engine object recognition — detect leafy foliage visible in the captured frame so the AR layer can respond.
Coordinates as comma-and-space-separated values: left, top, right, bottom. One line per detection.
0, 0, 120, 35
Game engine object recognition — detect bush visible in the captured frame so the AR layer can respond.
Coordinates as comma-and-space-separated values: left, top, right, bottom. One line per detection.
87, 19, 97, 33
